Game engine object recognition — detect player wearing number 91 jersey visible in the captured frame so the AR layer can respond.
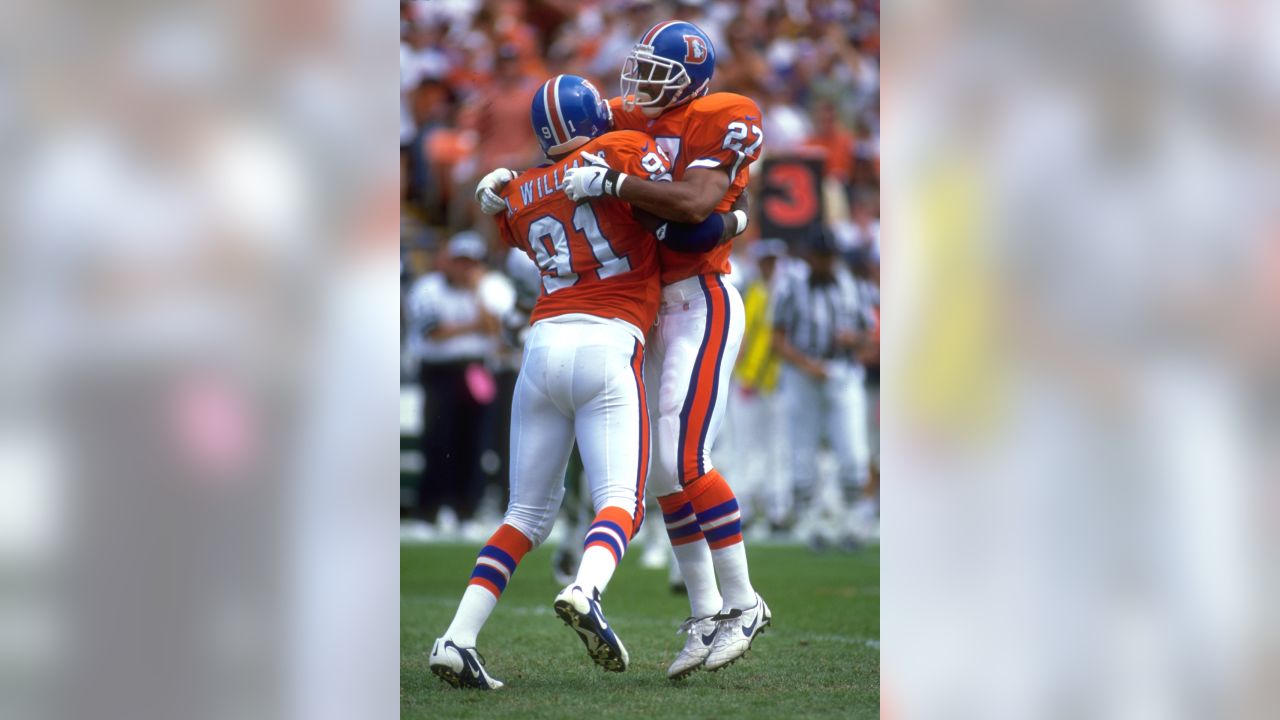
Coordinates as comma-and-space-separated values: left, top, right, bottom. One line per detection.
493, 125, 671, 337
430, 75, 679, 691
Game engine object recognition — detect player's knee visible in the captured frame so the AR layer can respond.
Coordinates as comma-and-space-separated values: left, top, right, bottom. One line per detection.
594, 494, 637, 518
653, 416, 681, 484
501, 503, 556, 548
648, 473, 681, 499
647, 458, 681, 497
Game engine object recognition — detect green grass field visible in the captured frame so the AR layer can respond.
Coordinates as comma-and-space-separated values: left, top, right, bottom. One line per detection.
402, 541, 879, 719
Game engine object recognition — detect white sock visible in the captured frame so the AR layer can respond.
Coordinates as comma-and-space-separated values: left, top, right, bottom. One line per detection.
711, 543, 757, 611
574, 546, 620, 594
443, 585, 497, 648
672, 540, 723, 618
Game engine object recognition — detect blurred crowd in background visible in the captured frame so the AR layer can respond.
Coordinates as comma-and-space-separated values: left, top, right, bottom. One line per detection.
398, 0, 881, 550
400, 0, 879, 236
2, 2, 401, 718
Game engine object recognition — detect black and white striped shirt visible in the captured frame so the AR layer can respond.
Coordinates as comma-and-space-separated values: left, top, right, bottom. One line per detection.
772, 266, 875, 361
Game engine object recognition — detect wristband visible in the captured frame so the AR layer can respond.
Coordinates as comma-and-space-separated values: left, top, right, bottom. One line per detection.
602, 169, 626, 197
730, 209, 748, 236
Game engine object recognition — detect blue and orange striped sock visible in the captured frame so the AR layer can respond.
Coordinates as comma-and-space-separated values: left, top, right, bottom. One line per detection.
658, 491, 722, 617
686, 470, 756, 610
575, 506, 634, 594
443, 523, 532, 647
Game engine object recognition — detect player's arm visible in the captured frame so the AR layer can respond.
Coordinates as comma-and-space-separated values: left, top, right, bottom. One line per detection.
621, 166, 729, 224
607, 136, 746, 251
563, 98, 762, 224
632, 189, 749, 253
565, 158, 731, 224
631, 206, 731, 253
565, 159, 749, 238
492, 210, 518, 249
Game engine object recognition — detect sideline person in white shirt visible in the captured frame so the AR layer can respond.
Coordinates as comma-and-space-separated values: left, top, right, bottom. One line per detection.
404, 231, 514, 528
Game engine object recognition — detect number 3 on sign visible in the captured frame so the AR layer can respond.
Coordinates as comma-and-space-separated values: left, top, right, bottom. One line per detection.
723, 121, 763, 156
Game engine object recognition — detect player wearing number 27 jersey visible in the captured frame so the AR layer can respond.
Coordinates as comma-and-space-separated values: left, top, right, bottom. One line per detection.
606, 91, 762, 285
559, 20, 771, 681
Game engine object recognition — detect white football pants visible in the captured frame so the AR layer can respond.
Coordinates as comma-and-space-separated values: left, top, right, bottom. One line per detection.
504, 316, 649, 545
644, 274, 746, 496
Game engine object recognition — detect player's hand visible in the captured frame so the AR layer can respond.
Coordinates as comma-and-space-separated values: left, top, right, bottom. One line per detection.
475, 168, 516, 215
562, 153, 626, 202
561, 165, 608, 201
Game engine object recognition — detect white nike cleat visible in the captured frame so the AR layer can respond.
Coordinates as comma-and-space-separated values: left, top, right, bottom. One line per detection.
553, 585, 629, 672
429, 638, 504, 689
703, 594, 772, 672
667, 615, 718, 680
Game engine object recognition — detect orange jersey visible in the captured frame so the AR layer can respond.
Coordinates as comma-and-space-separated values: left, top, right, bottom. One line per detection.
495, 130, 671, 335
609, 92, 765, 285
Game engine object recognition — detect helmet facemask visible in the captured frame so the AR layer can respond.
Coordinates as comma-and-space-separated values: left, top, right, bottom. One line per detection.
621, 47, 690, 113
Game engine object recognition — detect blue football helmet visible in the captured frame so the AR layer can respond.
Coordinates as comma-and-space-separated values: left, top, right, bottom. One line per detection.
620, 21, 716, 113
530, 74, 612, 157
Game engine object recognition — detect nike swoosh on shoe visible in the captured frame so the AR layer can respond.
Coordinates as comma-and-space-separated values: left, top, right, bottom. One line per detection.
700, 625, 719, 646
590, 603, 610, 632
741, 617, 758, 637
461, 649, 482, 675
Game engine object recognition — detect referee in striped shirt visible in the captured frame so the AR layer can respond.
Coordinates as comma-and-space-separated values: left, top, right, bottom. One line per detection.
771, 230, 876, 546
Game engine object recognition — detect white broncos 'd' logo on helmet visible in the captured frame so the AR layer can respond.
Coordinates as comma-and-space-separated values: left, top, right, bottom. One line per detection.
683, 35, 708, 64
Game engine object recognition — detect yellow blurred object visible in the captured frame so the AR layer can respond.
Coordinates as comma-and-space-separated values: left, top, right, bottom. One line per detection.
735, 279, 782, 392
901, 153, 1002, 437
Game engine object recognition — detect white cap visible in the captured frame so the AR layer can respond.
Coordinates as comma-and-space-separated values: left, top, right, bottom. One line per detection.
446, 231, 487, 261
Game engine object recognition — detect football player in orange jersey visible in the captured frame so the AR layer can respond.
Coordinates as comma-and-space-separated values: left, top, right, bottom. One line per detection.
431, 74, 741, 690
472, 22, 768, 679
558, 21, 771, 680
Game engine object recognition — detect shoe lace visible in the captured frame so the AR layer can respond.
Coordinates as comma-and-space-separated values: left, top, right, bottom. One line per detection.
676, 615, 717, 635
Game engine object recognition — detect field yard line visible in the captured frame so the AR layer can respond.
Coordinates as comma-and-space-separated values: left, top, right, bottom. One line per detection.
796, 633, 880, 649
